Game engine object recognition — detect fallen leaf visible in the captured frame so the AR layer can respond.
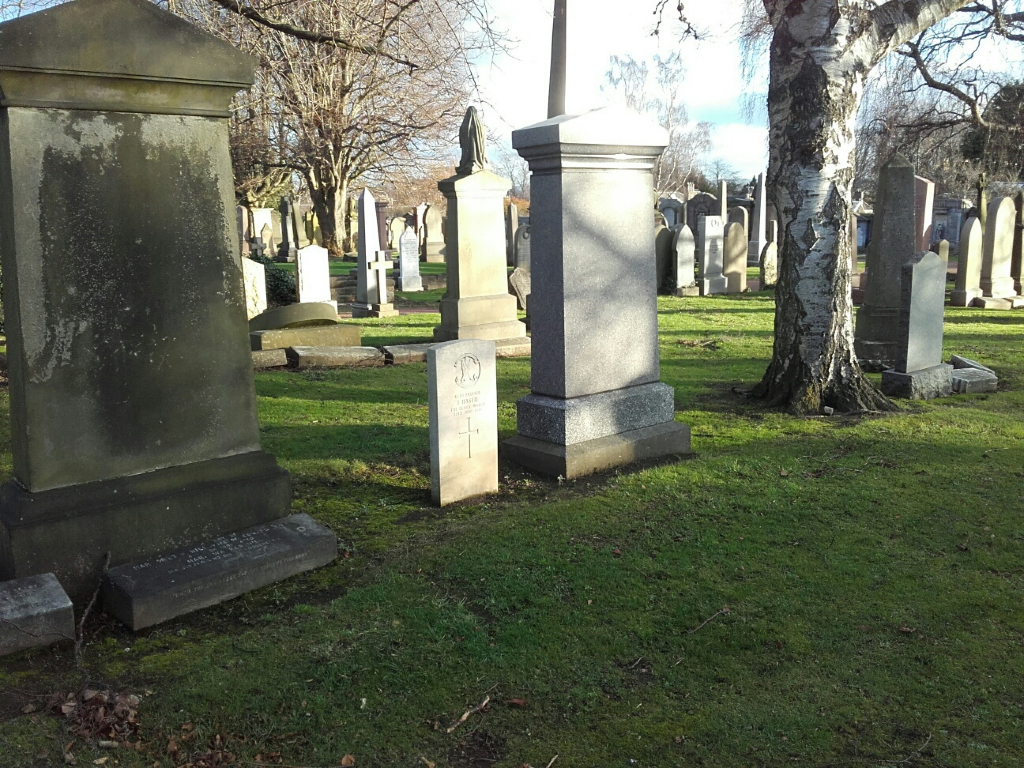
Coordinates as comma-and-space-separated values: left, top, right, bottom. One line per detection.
341, 755, 356, 767
92, 759, 108, 766
506, 699, 527, 707
900, 627, 916, 634
780, 470, 789, 477
612, 548, 622, 556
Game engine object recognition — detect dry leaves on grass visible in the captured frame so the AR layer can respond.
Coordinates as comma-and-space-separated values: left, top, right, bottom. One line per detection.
676, 339, 721, 350
48, 690, 141, 744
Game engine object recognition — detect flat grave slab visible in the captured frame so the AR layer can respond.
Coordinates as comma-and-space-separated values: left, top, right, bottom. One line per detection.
251, 325, 361, 351
249, 303, 339, 332
385, 337, 531, 365
286, 346, 384, 368
252, 349, 288, 369
102, 513, 337, 630
950, 355, 995, 374
952, 368, 999, 394
0, 573, 74, 656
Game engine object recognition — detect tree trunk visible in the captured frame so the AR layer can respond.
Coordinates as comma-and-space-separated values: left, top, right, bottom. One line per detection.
309, 179, 348, 258
751, 13, 895, 414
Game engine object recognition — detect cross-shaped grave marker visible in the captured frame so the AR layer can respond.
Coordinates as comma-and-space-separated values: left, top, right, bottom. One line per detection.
459, 417, 480, 459
369, 250, 394, 305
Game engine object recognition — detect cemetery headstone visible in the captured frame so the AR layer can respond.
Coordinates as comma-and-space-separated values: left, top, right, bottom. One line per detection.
503, 105, 691, 479
296, 245, 336, 310
760, 242, 779, 289
514, 224, 532, 272
509, 267, 531, 311
0, 0, 302, 602
1013, 191, 1024, 295
655, 224, 674, 294
698, 215, 727, 296
686, 192, 717, 233
718, 180, 729, 220
423, 205, 445, 263
914, 176, 935, 251
389, 216, 407, 250
237, 205, 251, 257
252, 208, 275, 249
260, 223, 277, 258
881, 250, 953, 399
414, 202, 429, 247
674, 225, 698, 297
980, 196, 1017, 300
506, 201, 519, 265
723, 222, 748, 294
397, 227, 423, 292
243, 257, 268, 320
352, 189, 399, 318
375, 199, 390, 255
658, 197, 684, 228
278, 196, 298, 262
728, 206, 749, 235
855, 154, 916, 369
433, 108, 525, 342
748, 172, 768, 265
0, 573, 74, 656
428, 340, 498, 506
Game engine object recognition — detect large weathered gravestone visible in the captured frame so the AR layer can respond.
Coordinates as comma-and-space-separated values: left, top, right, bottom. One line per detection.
855, 154, 916, 369
674, 225, 698, 297
514, 224, 532, 272
759, 242, 779, 290
686, 192, 717, 234
881, 250, 953, 400
698, 215, 727, 296
428, 340, 499, 506
243, 258, 268, 320
396, 227, 424, 292
723, 221, 747, 294
296, 245, 336, 310
981, 196, 1017, 300
951, 217, 983, 307
434, 108, 525, 342
503, 106, 691, 479
748, 173, 768, 265
0, 573, 74, 656
0, 0, 299, 602
352, 189, 399, 318
423, 205, 445, 263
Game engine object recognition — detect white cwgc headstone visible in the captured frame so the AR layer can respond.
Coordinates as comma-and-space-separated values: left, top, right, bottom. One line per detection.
428, 340, 498, 506
981, 196, 1017, 299
296, 245, 336, 310
698, 215, 727, 296
397, 228, 423, 292
242, 257, 268, 320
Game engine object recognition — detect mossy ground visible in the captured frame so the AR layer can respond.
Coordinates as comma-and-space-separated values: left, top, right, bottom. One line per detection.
1, 291, 1023, 768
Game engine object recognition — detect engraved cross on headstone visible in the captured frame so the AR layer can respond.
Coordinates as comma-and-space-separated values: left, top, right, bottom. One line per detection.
369, 250, 393, 304
460, 417, 480, 459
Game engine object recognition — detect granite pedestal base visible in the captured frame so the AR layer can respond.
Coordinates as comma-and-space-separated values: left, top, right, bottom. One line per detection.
0, 452, 291, 602
881, 364, 953, 400
675, 285, 700, 297
434, 294, 526, 342
854, 306, 899, 370
700, 276, 728, 296
351, 302, 400, 318
950, 289, 983, 308
503, 421, 692, 480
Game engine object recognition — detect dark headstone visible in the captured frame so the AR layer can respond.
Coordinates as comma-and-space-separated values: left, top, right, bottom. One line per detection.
103, 514, 337, 630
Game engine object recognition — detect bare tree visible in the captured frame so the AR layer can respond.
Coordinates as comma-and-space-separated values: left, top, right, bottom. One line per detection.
603, 53, 711, 197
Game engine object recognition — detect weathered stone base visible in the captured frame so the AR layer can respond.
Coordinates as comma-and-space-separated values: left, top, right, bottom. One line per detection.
980, 277, 1016, 298
384, 337, 531, 365
424, 247, 445, 263
252, 349, 288, 369
972, 296, 1024, 310
950, 289, 982, 307
434, 294, 526, 341
502, 421, 692, 480
881, 364, 953, 400
699, 276, 728, 296
0, 574, 74, 657
516, 383, 675, 445
102, 513, 337, 631
351, 302, 400, 318
675, 285, 700, 297
433, 320, 527, 342
396, 276, 423, 292
951, 368, 998, 394
285, 346, 384, 368
0, 452, 291, 602
251, 324, 361, 351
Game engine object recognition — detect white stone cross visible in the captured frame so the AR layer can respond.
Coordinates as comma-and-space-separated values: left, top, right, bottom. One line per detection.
369, 250, 393, 304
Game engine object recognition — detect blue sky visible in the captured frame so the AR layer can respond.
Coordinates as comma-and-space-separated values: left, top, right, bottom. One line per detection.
477, 0, 770, 178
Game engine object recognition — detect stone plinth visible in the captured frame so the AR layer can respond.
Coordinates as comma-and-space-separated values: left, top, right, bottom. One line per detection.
881, 364, 953, 399
0, 574, 74, 656
434, 170, 525, 342
0, 0, 293, 601
103, 513, 337, 630
285, 346, 384, 368
250, 324, 360, 351
503, 107, 691, 479
428, 340, 499, 506
855, 155, 917, 369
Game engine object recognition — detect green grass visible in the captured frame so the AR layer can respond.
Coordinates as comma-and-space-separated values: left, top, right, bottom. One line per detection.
2, 294, 1024, 767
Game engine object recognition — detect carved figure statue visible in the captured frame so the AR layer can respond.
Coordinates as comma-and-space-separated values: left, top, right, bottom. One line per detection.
456, 106, 488, 176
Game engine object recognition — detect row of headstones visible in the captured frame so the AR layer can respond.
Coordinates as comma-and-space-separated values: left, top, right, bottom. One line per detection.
951, 193, 1024, 309
238, 198, 320, 263
386, 203, 445, 263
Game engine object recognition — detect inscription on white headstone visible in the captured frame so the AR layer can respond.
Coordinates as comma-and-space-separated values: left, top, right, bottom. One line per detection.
428, 340, 498, 506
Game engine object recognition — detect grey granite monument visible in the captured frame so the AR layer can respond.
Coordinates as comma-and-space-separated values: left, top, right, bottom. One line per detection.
855, 155, 917, 369
502, 105, 691, 479
0, 0, 334, 605
434, 107, 526, 342
881, 250, 953, 399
